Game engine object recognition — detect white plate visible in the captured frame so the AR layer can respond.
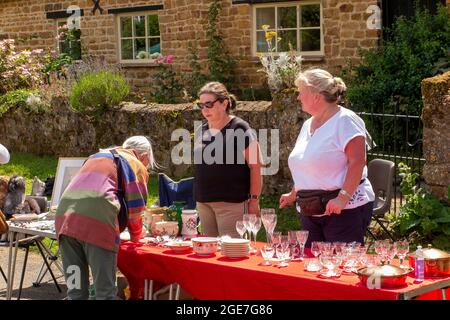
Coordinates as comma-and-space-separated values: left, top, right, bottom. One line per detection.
221, 238, 250, 245
269, 257, 292, 263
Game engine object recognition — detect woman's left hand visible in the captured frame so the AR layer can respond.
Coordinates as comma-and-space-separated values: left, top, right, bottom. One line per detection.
325, 196, 347, 215
248, 199, 260, 216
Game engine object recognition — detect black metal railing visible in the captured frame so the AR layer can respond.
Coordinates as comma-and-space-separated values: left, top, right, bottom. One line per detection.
357, 111, 425, 214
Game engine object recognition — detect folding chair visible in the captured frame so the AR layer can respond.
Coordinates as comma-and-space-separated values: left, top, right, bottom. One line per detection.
366, 159, 396, 241
157, 173, 195, 209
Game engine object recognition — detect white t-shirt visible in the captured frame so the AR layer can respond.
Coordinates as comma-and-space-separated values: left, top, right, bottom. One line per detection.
288, 107, 374, 210
0, 144, 10, 165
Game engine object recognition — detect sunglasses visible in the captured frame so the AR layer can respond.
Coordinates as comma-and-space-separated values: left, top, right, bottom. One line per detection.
196, 98, 220, 110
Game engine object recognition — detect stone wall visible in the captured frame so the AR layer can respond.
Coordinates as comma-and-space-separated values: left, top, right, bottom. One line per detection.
421, 71, 450, 203
0, 0, 379, 92
0, 96, 308, 195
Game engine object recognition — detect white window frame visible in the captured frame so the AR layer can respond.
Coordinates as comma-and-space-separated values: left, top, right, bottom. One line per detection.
252, 1, 323, 56
116, 11, 162, 64
56, 19, 82, 61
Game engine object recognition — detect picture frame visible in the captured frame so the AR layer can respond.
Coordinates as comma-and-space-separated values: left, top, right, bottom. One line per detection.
51, 157, 87, 207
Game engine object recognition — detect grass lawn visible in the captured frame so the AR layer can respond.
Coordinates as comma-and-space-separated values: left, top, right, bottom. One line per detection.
0, 152, 300, 242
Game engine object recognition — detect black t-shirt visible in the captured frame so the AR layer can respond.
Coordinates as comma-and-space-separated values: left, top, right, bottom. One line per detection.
194, 116, 257, 203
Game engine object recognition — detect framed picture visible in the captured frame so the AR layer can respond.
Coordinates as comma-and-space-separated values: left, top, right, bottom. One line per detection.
51, 157, 87, 207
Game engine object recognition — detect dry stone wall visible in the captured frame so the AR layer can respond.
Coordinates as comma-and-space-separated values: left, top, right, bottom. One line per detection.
0, 97, 308, 195
421, 71, 450, 203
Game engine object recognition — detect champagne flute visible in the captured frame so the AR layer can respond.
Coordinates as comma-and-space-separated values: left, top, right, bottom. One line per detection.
235, 220, 246, 239
395, 240, 409, 269
261, 209, 277, 244
243, 214, 251, 240
296, 230, 309, 260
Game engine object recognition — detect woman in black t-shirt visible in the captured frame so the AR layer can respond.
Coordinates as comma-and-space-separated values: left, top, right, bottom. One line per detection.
194, 82, 262, 237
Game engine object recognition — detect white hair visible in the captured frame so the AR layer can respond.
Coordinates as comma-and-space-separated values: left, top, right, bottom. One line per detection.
295, 68, 347, 103
122, 136, 157, 169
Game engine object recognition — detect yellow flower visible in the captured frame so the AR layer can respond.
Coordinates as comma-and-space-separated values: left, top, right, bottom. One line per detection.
265, 31, 277, 41
278, 37, 282, 42
261, 24, 270, 31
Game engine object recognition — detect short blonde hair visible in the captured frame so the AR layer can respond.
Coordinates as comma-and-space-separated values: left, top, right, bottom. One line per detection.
122, 135, 157, 169
295, 68, 347, 103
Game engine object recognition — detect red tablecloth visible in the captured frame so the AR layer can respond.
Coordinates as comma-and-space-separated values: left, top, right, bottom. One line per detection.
118, 241, 450, 300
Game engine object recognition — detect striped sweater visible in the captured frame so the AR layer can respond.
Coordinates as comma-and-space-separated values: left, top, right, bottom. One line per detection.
55, 148, 148, 252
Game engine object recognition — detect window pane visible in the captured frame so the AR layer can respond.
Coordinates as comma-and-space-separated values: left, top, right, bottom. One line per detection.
278, 30, 297, 52
147, 15, 160, 36
59, 41, 69, 55
134, 16, 146, 37
301, 29, 321, 51
256, 31, 269, 52
256, 7, 275, 30
148, 38, 161, 54
121, 39, 133, 59
135, 38, 146, 58
277, 6, 297, 29
301, 5, 320, 27
120, 17, 132, 37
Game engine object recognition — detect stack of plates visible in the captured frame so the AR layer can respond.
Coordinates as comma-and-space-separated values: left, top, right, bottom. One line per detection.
221, 238, 250, 258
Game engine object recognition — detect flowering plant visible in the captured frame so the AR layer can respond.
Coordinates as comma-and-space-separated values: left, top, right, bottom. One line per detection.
0, 39, 49, 94
257, 25, 303, 93
136, 51, 174, 65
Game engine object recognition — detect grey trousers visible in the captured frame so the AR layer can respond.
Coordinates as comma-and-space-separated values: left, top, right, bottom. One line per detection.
59, 235, 117, 300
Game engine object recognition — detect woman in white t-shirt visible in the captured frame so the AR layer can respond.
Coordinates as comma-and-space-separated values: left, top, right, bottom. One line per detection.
279, 69, 375, 247
0, 144, 10, 165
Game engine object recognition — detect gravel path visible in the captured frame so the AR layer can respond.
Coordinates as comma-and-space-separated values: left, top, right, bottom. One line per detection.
0, 246, 67, 300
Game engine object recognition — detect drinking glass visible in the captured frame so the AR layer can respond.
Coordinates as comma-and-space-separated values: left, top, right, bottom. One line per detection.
235, 220, 246, 239
276, 236, 291, 267
250, 216, 261, 254
296, 230, 309, 260
260, 245, 275, 266
271, 231, 282, 257
261, 209, 277, 244
288, 231, 301, 261
394, 240, 409, 269
319, 254, 342, 277
311, 241, 321, 258
242, 214, 252, 240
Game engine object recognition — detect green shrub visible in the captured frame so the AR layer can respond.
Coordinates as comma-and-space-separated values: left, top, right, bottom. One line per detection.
0, 89, 49, 116
147, 65, 184, 104
343, 5, 450, 116
387, 163, 450, 251
69, 71, 129, 114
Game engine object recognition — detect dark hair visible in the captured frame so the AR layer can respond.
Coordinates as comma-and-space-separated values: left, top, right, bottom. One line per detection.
198, 81, 237, 113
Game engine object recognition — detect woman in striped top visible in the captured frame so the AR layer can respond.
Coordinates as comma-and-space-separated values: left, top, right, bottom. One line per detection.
56, 136, 156, 300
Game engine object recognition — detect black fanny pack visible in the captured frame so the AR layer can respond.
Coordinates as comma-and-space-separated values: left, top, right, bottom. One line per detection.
296, 180, 365, 216
296, 189, 340, 216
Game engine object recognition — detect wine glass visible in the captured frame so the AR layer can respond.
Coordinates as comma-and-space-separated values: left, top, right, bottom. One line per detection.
276, 236, 291, 267
311, 241, 321, 258
296, 230, 309, 260
235, 220, 246, 239
242, 214, 252, 240
394, 240, 409, 269
249, 215, 261, 254
260, 245, 275, 266
288, 231, 301, 261
261, 209, 277, 244
319, 254, 342, 277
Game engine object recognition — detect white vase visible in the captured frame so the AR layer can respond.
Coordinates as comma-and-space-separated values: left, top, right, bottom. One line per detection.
181, 210, 198, 238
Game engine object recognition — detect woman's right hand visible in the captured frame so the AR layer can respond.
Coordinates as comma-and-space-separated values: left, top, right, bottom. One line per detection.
279, 191, 296, 208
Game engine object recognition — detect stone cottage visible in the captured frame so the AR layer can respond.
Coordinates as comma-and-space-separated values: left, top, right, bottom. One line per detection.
0, 0, 447, 93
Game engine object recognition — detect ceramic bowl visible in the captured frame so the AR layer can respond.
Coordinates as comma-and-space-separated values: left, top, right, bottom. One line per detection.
191, 237, 218, 256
